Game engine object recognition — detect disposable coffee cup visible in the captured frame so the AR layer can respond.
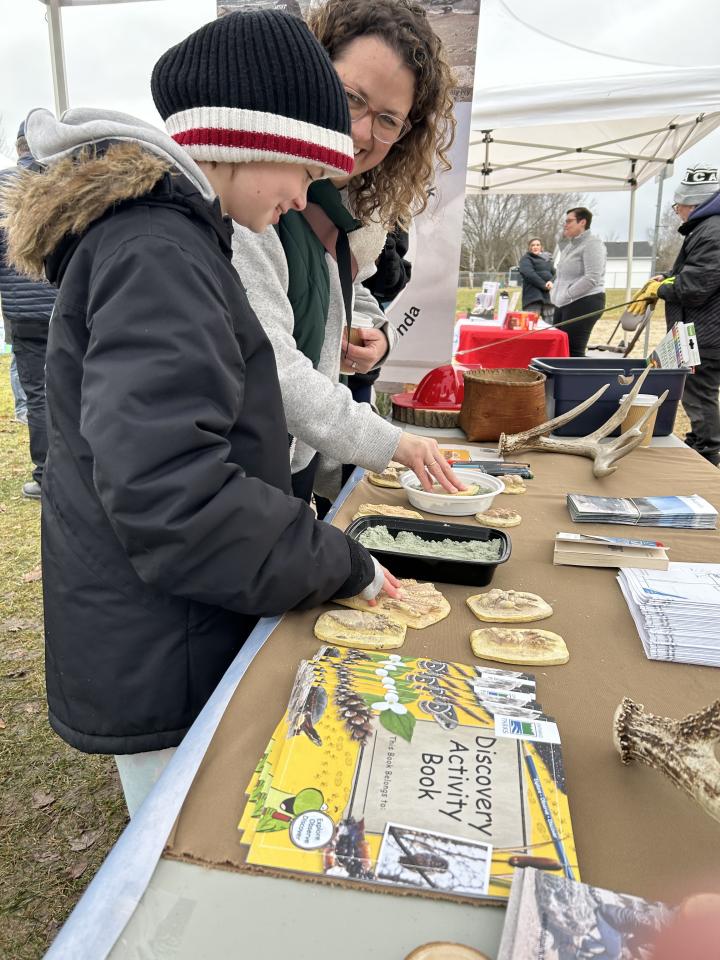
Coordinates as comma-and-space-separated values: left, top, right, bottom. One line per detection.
619, 393, 659, 447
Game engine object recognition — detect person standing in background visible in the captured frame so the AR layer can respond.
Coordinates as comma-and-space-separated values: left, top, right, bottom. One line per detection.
518, 237, 555, 321
630, 164, 720, 466
551, 207, 606, 356
9, 352, 29, 423
0, 122, 55, 499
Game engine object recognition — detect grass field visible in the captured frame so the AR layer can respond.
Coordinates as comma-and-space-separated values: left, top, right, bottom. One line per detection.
0, 295, 693, 954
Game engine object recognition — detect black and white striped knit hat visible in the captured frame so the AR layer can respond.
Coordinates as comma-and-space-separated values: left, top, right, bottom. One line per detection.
151, 10, 354, 178
673, 163, 719, 206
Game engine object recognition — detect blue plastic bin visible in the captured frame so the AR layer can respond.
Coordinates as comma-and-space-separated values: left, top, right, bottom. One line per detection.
528, 357, 687, 437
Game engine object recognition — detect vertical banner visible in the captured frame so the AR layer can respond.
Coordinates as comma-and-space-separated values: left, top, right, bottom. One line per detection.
217, 0, 480, 386
382, 1, 480, 385
383, 100, 473, 384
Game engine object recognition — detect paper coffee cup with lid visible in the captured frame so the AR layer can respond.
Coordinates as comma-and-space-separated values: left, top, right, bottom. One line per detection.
619, 393, 660, 447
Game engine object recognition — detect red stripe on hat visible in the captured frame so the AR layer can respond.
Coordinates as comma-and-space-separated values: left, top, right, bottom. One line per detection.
172, 128, 354, 175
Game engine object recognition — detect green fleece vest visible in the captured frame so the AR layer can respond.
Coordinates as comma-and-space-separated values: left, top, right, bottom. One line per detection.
276, 180, 360, 368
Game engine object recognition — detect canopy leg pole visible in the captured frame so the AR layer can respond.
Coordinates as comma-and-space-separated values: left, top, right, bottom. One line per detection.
46, 0, 69, 117
623, 161, 637, 352
646, 172, 666, 356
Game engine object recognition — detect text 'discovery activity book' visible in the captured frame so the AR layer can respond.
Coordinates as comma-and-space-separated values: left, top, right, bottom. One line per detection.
237, 646, 578, 903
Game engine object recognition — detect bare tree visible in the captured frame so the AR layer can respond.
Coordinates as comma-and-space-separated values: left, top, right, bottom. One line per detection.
649, 202, 683, 274
460, 191, 588, 275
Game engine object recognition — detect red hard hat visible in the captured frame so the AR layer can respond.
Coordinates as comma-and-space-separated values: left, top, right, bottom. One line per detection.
391, 364, 465, 411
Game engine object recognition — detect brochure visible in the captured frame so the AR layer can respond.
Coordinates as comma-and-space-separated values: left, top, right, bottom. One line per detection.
237, 648, 578, 903
497, 867, 672, 960
647, 321, 700, 370
567, 493, 717, 529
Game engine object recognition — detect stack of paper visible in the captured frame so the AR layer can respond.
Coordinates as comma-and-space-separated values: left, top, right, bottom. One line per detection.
568, 493, 718, 529
237, 646, 579, 903
618, 563, 720, 666
497, 866, 672, 960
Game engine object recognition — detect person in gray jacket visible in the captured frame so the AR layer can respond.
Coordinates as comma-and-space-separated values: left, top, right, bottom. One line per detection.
551, 207, 607, 356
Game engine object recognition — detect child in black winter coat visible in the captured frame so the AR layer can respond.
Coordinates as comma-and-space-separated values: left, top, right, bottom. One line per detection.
0, 10, 399, 814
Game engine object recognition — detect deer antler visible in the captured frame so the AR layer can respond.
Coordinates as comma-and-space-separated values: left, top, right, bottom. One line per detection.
613, 697, 720, 824
498, 365, 669, 477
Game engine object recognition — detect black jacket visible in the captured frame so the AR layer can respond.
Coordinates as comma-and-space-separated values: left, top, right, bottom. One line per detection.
659, 191, 720, 357
0, 165, 56, 340
518, 251, 555, 310
3, 142, 374, 754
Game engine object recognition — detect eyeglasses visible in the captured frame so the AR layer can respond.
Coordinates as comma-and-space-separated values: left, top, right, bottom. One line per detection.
564, 218, 578, 224
344, 86, 411, 145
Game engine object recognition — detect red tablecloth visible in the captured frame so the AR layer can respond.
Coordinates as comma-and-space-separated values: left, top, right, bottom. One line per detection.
455, 323, 569, 369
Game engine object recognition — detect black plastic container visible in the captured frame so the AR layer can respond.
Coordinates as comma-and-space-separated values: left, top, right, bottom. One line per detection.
529, 357, 687, 437
344, 516, 511, 586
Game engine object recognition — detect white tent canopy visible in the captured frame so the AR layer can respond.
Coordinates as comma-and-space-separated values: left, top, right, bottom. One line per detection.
467, 67, 720, 195
466, 0, 720, 302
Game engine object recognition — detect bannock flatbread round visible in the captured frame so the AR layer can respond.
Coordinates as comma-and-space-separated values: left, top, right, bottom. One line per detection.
470, 627, 569, 665
314, 609, 406, 650
474, 507, 521, 527
430, 483, 480, 497
498, 475, 526, 494
466, 588, 553, 623
337, 579, 450, 630
367, 461, 405, 488
405, 943, 490, 960
352, 503, 424, 521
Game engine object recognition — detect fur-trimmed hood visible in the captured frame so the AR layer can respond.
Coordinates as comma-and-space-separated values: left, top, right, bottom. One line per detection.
0, 107, 215, 280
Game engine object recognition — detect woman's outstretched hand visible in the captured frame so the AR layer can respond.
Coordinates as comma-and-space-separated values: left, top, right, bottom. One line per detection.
393, 434, 466, 493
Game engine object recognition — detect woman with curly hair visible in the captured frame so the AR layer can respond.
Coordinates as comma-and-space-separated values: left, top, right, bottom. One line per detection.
232, 0, 459, 504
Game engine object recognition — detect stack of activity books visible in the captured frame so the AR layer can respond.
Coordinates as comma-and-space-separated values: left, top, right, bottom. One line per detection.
237, 646, 578, 903
567, 493, 717, 529
618, 562, 720, 666
497, 867, 672, 959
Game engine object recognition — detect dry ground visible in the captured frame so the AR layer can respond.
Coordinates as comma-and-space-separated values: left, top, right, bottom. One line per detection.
0, 296, 692, 955
0, 354, 127, 958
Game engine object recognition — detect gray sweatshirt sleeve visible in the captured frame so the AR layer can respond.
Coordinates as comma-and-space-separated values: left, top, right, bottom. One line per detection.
567, 236, 607, 301
352, 278, 398, 363
232, 225, 401, 472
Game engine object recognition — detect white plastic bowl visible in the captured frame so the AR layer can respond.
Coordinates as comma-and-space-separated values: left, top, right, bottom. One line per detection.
399, 469, 505, 516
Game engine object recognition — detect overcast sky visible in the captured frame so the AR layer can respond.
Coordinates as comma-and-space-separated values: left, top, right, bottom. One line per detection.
1, 0, 719, 243
0, 0, 215, 158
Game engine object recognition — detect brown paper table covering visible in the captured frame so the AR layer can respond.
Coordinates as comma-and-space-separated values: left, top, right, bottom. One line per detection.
166, 446, 720, 904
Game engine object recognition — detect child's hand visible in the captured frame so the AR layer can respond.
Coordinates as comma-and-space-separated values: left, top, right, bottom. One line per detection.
367, 567, 402, 605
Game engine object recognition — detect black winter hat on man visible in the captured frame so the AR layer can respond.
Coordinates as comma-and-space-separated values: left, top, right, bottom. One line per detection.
151, 10, 354, 178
